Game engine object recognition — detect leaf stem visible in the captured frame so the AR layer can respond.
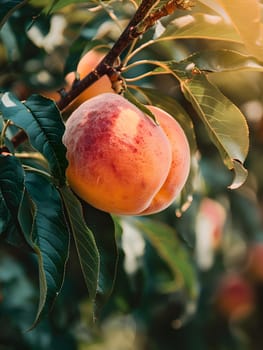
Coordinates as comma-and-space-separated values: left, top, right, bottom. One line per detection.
123, 59, 171, 72
124, 40, 156, 65
23, 165, 53, 180
121, 37, 139, 68
0, 119, 12, 148
123, 59, 172, 82
125, 70, 168, 82
16, 151, 49, 166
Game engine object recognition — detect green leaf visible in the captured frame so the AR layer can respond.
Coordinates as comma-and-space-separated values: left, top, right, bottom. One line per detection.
81, 202, 118, 313
0, 153, 24, 237
138, 87, 197, 153
0, 154, 24, 220
161, 61, 249, 189
59, 186, 100, 307
0, 92, 68, 185
0, 154, 36, 250
0, 193, 11, 234
217, 0, 263, 60
43, 0, 99, 14
0, 0, 28, 28
24, 171, 70, 328
133, 218, 199, 300
159, 12, 242, 43
124, 89, 158, 124
184, 49, 263, 73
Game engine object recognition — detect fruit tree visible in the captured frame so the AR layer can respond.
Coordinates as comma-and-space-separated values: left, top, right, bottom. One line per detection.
1, 1, 263, 349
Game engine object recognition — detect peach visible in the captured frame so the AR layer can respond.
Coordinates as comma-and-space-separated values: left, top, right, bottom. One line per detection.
245, 243, 263, 282
195, 198, 226, 270
214, 274, 255, 320
65, 49, 114, 109
139, 105, 190, 215
197, 198, 226, 249
63, 93, 173, 215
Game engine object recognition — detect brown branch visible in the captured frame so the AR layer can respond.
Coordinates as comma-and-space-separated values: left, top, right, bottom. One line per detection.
133, 0, 195, 35
56, 0, 195, 111
57, 0, 159, 111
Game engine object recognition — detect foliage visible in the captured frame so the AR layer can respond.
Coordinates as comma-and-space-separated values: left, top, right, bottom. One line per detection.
0, 0, 263, 349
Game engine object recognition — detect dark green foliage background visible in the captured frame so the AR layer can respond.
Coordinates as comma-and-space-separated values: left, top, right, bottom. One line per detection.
0, 1, 263, 349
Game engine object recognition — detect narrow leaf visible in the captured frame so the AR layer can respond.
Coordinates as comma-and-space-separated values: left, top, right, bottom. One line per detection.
0, 154, 36, 250
185, 49, 263, 73
159, 12, 242, 43
134, 218, 199, 299
59, 186, 100, 305
0, 154, 24, 216
25, 172, 70, 328
0, 193, 11, 234
0, 92, 68, 185
43, 0, 98, 14
81, 201, 118, 312
162, 61, 249, 188
0, 153, 24, 237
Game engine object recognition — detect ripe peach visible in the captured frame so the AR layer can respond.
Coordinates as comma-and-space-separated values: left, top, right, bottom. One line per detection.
195, 198, 226, 270
214, 274, 255, 320
63, 93, 174, 215
245, 243, 263, 282
198, 198, 226, 249
65, 49, 114, 109
139, 105, 190, 215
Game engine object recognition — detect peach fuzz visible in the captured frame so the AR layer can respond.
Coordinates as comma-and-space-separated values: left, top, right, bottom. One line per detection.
63, 93, 173, 215
64, 50, 114, 110
139, 105, 190, 215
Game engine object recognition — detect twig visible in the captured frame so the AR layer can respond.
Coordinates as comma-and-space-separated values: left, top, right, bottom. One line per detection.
131, 0, 195, 36
57, 0, 159, 111
1, 0, 195, 153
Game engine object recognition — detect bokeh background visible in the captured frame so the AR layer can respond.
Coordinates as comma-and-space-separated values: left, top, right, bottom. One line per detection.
1, 1, 263, 349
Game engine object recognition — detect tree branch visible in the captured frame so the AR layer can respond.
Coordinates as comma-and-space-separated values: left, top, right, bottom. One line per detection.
56, 0, 161, 111
1, 0, 195, 154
